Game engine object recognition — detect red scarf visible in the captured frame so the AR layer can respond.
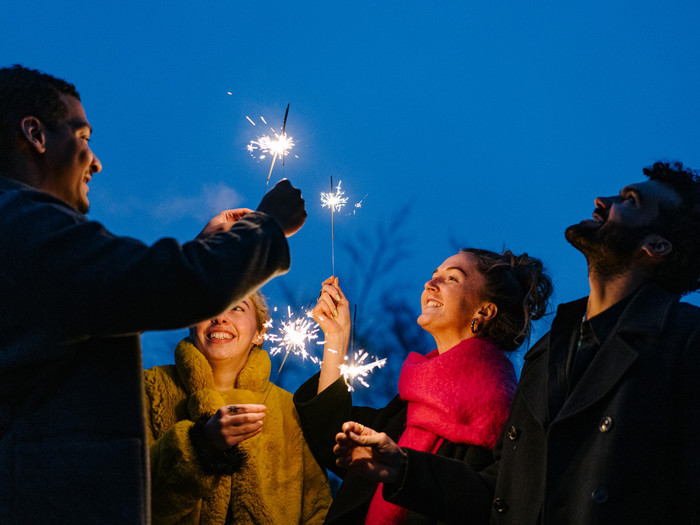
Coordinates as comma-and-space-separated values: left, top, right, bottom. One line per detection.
364, 337, 516, 525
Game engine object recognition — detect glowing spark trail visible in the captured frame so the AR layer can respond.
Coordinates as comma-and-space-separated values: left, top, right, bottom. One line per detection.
340, 351, 387, 391
266, 306, 320, 372
320, 177, 348, 275
262, 306, 321, 403
246, 105, 295, 195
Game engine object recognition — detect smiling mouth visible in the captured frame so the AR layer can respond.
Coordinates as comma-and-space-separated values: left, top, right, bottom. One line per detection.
425, 300, 442, 308
207, 332, 233, 341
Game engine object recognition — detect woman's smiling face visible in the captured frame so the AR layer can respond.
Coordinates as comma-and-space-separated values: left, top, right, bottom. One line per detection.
190, 296, 263, 364
417, 252, 488, 349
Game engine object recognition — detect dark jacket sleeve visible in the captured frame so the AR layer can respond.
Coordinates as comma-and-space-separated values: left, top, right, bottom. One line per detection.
294, 373, 380, 476
383, 448, 494, 524
4, 187, 289, 340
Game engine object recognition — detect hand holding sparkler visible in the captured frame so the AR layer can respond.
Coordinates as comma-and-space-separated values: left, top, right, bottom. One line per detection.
196, 208, 254, 239
313, 276, 352, 393
333, 421, 406, 484
257, 179, 307, 237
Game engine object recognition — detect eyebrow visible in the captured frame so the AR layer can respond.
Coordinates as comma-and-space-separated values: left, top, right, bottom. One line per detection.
432, 266, 468, 277
68, 118, 93, 134
620, 186, 642, 203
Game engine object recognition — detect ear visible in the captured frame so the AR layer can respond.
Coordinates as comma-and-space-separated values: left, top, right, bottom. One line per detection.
20, 116, 47, 154
640, 234, 673, 259
253, 332, 265, 346
478, 302, 498, 323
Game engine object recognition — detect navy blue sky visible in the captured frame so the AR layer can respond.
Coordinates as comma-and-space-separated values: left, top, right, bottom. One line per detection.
3, 1, 699, 403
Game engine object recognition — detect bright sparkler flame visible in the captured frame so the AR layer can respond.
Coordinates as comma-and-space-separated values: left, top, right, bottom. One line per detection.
247, 132, 295, 159
266, 306, 320, 365
321, 181, 349, 212
339, 350, 387, 391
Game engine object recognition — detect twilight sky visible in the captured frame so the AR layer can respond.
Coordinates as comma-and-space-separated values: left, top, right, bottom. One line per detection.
3, 1, 699, 403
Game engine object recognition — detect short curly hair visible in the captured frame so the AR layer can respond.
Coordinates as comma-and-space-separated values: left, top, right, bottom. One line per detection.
0, 64, 80, 171
642, 161, 700, 295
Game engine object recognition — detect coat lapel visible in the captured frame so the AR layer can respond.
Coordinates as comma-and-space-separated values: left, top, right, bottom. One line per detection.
518, 297, 587, 428
555, 285, 678, 421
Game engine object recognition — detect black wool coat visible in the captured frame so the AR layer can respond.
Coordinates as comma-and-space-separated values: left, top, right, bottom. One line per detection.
0, 175, 290, 524
389, 285, 700, 525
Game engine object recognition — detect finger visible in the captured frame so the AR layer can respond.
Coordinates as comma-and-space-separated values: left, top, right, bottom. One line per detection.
224, 412, 266, 427
321, 281, 343, 301
312, 300, 334, 323
341, 421, 365, 434
225, 403, 266, 414
317, 293, 337, 317
226, 419, 264, 436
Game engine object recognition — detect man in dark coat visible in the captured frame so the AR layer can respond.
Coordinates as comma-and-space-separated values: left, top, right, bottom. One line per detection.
0, 65, 306, 524
333, 161, 700, 524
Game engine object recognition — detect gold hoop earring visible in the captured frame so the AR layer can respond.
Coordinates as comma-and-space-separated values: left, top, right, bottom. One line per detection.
471, 318, 480, 334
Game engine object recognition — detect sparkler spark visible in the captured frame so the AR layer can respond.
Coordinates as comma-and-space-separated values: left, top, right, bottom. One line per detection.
321, 178, 349, 275
266, 306, 320, 365
320, 180, 349, 212
246, 106, 295, 195
247, 132, 295, 159
339, 350, 387, 391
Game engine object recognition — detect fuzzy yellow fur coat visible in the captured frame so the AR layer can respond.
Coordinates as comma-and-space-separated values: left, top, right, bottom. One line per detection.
144, 339, 331, 524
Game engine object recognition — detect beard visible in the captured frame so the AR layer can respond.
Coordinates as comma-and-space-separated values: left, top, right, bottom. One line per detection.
565, 219, 653, 279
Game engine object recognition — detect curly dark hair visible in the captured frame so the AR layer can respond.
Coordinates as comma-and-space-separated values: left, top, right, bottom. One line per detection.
642, 161, 700, 295
461, 248, 553, 352
0, 64, 80, 171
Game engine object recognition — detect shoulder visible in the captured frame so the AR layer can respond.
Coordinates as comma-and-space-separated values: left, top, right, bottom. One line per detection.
144, 365, 183, 403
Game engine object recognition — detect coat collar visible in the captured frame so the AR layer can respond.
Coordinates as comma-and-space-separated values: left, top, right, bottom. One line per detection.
519, 284, 680, 426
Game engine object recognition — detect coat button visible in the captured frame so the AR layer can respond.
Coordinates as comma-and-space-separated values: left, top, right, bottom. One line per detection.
591, 488, 608, 503
599, 416, 614, 433
493, 498, 508, 513
507, 425, 520, 441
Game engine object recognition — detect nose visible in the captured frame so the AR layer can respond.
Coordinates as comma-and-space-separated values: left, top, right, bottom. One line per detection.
211, 316, 228, 325
594, 195, 613, 209
425, 277, 439, 291
91, 152, 102, 174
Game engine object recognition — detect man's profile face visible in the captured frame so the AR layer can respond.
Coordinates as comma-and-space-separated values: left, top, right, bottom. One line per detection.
40, 94, 101, 214
565, 180, 682, 277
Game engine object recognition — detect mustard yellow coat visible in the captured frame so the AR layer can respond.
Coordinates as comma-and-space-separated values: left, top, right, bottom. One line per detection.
144, 339, 331, 524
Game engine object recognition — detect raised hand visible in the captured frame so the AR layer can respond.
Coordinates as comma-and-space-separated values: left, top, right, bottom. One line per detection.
203, 403, 266, 450
314, 276, 352, 393
257, 179, 307, 237
313, 276, 351, 339
333, 421, 407, 485
196, 208, 254, 239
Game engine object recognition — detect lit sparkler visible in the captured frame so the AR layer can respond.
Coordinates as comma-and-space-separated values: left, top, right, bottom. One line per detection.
339, 350, 387, 391
320, 177, 348, 275
246, 104, 295, 194
265, 305, 321, 382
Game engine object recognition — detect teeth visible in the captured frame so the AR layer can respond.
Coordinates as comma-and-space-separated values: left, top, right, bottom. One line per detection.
208, 332, 233, 340
426, 300, 442, 307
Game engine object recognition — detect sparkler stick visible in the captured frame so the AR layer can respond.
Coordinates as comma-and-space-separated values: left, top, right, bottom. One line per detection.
320, 177, 348, 275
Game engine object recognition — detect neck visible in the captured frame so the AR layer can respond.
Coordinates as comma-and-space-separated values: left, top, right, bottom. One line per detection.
208, 356, 247, 392
586, 268, 647, 318
432, 331, 474, 354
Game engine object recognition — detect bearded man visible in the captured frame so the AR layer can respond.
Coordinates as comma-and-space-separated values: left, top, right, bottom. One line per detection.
332, 161, 700, 525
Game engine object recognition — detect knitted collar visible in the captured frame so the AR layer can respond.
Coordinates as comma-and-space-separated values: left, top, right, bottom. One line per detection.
175, 338, 271, 395
398, 336, 516, 447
